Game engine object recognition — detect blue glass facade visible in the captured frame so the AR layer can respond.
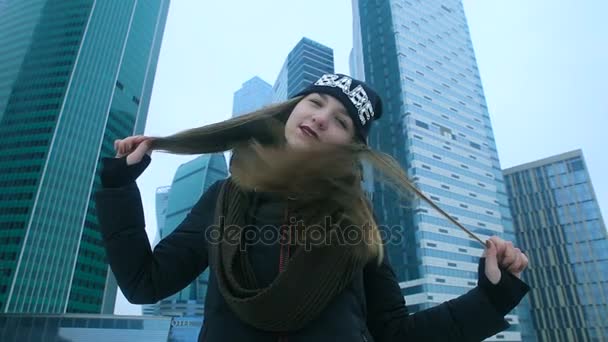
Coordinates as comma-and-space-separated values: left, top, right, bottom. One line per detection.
232, 76, 273, 117
0, 313, 174, 341
142, 186, 171, 316
150, 153, 228, 317
504, 150, 608, 341
272, 37, 334, 102
0, 0, 169, 314
354, 0, 523, 340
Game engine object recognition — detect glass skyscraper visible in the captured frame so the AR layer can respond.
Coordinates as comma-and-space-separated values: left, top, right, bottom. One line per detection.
354, 0, 523, 340
0, 313, 205, 342
153, 185, 171, 249
232, 76, 273, 118
0, 0, 169, 314
504, 150, 608, 341
272, 37, 334, 102
142, 185, 171, 316
149, 153, 227, 317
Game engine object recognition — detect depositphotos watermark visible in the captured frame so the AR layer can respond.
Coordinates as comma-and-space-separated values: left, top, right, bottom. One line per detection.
204, 216, 406, 252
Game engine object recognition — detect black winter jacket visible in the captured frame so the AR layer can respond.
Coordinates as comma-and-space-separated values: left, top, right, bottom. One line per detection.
94, 155, 529, 342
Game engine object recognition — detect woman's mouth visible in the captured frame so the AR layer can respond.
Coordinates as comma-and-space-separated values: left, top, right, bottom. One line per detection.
299, 125, 319, 139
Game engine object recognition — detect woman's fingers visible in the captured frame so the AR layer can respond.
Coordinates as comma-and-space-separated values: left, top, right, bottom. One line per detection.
483, 239, 501, 285
507, 255, 523, 276
126, 138, 152, 165
486, 236, 529, 279
511, 253, 529, 278
113, 135, 152, 160
501, 243, 518, 269
489, 236, 507, 257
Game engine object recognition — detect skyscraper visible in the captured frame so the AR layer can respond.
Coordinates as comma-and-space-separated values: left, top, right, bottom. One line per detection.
272, 37, 334, 102
232, 76, 273, 118
0, 0, 169, 314
154, 186, 172, 249
354, 0, 522, 339
152, 153, 228, 317
504, 150, 608, 341
142, 185, 172, 316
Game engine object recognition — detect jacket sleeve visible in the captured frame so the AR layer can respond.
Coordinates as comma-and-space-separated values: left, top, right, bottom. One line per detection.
94, 155, 224, 304
364, 247, 530, 342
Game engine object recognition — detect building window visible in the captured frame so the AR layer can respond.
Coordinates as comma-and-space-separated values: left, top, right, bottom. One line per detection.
415, 120, 429, 129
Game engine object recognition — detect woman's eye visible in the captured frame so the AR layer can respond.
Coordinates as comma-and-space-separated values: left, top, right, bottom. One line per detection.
310, 99, 321, 106
336, 118, 347, 128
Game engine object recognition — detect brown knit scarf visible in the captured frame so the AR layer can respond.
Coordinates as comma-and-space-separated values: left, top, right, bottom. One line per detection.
207, 178, 371, 332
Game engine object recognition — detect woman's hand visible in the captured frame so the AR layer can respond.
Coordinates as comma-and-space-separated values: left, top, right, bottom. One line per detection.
483, 236, 529, 284
114, 135, 153, 166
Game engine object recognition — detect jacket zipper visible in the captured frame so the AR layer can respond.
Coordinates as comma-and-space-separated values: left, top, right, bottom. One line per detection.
278, 203, 291, 342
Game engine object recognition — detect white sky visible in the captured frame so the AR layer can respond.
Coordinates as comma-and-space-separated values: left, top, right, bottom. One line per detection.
114, 0, 608, 315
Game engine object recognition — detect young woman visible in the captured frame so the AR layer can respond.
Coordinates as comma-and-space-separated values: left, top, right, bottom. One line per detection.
95, 73, 529, 342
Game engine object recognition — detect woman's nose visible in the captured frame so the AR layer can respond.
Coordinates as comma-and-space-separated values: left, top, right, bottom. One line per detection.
312, 112, 329, 130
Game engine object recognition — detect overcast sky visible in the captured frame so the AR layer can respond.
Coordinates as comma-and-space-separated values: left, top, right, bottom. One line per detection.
114, 0, 607, 315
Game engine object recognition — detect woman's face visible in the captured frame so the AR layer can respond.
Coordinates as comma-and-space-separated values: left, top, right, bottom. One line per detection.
284, 93, 356, 150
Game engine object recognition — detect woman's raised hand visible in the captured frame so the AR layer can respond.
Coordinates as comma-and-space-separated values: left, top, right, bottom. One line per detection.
114, 135, 153, 166
483, 236, 529, 284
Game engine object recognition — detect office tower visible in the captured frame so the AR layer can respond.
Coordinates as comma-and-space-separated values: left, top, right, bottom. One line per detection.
272, 37, 334, 102
142, 185, 172, 316
354, 0, 523, 339
0, 0, 169, 314
232, 76, 273, 117
504, 150, 608, 341
151, 153, 227, 317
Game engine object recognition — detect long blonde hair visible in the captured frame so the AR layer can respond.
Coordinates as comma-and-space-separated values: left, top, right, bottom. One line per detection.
148, 96, 418, 264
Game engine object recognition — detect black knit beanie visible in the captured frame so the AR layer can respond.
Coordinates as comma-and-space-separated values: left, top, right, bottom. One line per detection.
293, 73, 383, 144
